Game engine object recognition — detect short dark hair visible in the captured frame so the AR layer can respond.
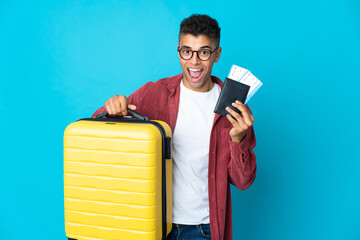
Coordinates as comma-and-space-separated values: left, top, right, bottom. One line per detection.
179, 14, 221, 47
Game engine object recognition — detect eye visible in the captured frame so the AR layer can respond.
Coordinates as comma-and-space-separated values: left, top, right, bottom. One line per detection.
200, 50, 210, 56
182, 49, 191, 55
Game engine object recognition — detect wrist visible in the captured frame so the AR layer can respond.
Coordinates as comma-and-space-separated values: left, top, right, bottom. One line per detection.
231, 132, 246, 143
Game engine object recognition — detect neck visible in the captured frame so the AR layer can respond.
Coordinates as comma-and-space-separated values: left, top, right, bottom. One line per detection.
206, 80, 215, 91
182, 76, 214, 92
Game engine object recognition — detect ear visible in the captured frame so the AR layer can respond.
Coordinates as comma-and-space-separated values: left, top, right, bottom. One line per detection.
214, 47, 222, 63
177, 44, 181, 58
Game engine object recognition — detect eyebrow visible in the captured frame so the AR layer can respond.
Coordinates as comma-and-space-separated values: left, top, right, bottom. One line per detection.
180, 45, 213, 50
200, 45, 213, 49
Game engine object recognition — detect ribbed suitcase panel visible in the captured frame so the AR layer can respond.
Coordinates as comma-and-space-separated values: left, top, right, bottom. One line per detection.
65, 210, 156, 230
65, 198, 155, 219
65, 136, 155, 153
65, 222, 156, 240
64, 161, 156, 179
64, 121, 165, 240
64, 148, 156, 167
64, 173, 156, 193
65, 183, 156, 206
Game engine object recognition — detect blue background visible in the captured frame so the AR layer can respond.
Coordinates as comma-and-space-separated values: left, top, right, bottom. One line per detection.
1, 0, 359, 239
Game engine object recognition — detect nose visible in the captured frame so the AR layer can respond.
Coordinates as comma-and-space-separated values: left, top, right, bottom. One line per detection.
189, 52, 201, 65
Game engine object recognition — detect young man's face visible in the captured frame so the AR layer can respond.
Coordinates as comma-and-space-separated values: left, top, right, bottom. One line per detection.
178, 34, 222, 92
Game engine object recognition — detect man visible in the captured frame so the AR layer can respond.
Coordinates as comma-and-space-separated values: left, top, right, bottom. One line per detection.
92, 14, 256, 240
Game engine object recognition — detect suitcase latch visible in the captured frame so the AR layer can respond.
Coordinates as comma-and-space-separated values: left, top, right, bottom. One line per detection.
165, 137, 172, 159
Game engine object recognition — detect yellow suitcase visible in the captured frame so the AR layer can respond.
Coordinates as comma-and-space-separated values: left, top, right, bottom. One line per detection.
64, 111, 172, 240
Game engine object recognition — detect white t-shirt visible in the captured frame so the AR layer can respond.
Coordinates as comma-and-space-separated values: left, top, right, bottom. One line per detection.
172, 79, 221, 224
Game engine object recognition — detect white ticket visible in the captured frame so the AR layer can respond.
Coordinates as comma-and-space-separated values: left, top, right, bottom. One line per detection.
228, 65, 263, 104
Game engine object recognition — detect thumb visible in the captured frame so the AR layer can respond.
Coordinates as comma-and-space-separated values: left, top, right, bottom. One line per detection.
128, 104, 137, 111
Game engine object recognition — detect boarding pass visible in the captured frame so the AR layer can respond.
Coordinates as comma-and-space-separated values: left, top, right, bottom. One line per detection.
228, 65, 263, 104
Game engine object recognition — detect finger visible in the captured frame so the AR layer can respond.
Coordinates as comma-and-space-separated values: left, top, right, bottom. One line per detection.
235, 101, 255, 123
250, 115, 255, 122
233, 101, 253, 126
105, 100, 114, 115
225, 106, 242, 121
114, 95, 122, 114
226, 106, 248, 129
109, 97, 119, 116
233, 100, 248, 112
226, 113, 239, 128
105, 101, 110, 115
119, 95, 128, 116
232, 103, 252, 126
226, 113, 246, 134
128, 104, 137, 111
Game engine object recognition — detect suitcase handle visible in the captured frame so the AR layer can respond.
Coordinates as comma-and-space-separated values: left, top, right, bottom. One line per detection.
96, 109, 149, 121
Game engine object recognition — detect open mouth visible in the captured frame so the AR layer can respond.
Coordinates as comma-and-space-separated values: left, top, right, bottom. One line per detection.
188, 68, 204, 82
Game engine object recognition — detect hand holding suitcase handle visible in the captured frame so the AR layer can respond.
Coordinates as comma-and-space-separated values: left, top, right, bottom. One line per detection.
96, 109, 149, 121
98, 94, 149, 120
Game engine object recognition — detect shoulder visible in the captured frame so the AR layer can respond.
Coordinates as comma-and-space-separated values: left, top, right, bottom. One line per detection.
129, 73, 182, 102
150, 73, 183, 90
211, 75, 224, 88
131, 73, 182, 98
136, 73, 182, 91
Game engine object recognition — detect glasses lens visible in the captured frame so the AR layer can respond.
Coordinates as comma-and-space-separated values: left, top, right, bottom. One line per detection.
198, 50, 211, 61
180, 48, 192, 60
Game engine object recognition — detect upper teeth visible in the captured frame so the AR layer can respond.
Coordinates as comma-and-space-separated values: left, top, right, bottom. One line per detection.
189, 68, 202, 72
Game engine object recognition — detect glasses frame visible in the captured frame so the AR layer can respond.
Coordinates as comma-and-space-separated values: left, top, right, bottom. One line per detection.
177, 47, 219, 61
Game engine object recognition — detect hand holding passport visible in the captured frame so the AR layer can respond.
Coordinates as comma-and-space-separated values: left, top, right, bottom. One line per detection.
214, 65, 263, 117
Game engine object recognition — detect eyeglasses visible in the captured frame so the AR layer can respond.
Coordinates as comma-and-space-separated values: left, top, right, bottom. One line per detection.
177, 47, 219, 61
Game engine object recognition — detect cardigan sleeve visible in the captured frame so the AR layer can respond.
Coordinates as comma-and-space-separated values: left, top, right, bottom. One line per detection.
227, 106, 257, 190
